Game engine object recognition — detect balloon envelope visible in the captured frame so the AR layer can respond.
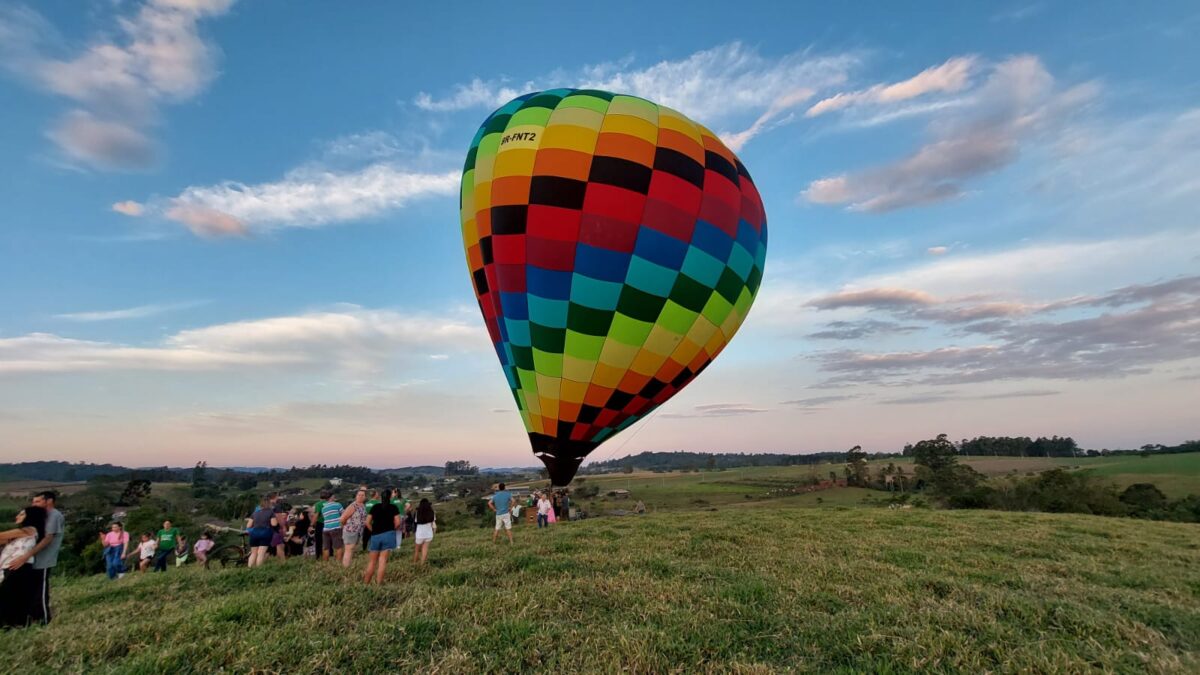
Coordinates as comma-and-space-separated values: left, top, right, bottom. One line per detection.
460, 89, 767, 484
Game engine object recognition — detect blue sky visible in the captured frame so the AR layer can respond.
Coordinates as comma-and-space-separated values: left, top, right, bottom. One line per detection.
1, 0, 1197, 468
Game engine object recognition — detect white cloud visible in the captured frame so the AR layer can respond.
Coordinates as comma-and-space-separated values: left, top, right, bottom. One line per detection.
803, 56, 1098, 212
927, 246, 948, 255
54, 300, 204, 322
111, 200, 146, 217
159, 163, 459, 236
2, 0, 235, 170
1, 306, 487, 375
415, 43, 855, 128
48, 110, 157, 170
806, 56, 977, 117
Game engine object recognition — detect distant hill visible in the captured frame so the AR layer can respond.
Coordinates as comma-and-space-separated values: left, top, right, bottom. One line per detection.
0, 461, 133, 482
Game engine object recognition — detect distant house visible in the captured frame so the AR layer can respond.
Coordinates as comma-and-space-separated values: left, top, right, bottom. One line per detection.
607, 489, 631, 499
329, 478, 344, 488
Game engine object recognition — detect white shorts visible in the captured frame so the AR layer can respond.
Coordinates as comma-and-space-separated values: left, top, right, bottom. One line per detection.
415, 523, 434, 544
495, 513, 512, 530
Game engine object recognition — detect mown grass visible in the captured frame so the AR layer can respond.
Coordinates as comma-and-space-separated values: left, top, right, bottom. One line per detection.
3, 504, 1198, 673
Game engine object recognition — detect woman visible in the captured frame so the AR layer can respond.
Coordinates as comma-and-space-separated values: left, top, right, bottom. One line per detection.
413, 498, 436, 565
0, 506, 47, 628
536, 492, 553, 528
364, 489, 401, 584
98, 522, 129, 580
193, 532, 215, 568
340, 489, 368, 567
287, 508, 310, 558
245, 497, 278, 568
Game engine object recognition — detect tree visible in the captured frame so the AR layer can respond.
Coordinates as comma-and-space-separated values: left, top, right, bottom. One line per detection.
911, 434, 959, 473
705, 455, 716, 471
117, 479, 152, 506
845, 445, 869, 486
444, 460, 479, 476
1120, 483, 1168, 516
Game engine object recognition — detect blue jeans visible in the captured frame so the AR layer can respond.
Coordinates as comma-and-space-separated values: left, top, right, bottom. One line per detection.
368, 531, 397, 552
537, 514, 548, 528
153, 548, 170, 572
104, 545, 125, 579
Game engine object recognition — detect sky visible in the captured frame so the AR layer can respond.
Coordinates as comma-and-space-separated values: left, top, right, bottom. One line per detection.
1, 0, 1197, 469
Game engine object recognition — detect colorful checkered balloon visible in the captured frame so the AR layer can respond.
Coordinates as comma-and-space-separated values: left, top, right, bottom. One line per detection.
460, 89, 767, 484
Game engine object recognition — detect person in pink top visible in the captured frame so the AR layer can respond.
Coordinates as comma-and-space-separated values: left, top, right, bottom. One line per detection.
98, 522, 129, 580
193, 532, 215, 568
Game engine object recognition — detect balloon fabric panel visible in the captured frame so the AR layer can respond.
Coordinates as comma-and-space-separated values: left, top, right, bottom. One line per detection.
460, 89, 767, 485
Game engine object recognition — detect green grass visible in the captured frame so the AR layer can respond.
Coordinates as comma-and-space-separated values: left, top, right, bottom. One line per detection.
5, 504, 1198, 673
1053, 454, 1200, 497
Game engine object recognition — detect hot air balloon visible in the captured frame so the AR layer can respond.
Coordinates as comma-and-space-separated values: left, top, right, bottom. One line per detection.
460, 89, 767, 485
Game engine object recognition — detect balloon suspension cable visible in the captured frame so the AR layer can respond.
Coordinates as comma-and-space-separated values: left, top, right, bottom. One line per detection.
595, 405, 664, 466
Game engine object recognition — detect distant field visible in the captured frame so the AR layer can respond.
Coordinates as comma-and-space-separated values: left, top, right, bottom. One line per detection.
4, 505, 1196, 672
1053, 453, 1200, 497
0, 480, 88, 498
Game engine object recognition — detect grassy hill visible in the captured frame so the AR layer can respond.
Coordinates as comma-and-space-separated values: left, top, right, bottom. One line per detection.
3, 502, 1197, 673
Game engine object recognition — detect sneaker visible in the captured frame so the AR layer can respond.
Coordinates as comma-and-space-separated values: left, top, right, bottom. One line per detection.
118, 573, 125, 579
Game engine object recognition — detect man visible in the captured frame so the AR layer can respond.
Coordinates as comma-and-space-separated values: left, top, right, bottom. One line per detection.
9, 491, 64, 624
390, 490, 408, 551
319, 492, 344, 562
154, 520, 180, 572
489, 483, 514, 544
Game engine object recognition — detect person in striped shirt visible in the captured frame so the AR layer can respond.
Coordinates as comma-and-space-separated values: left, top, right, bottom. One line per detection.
319, 494, 344, 562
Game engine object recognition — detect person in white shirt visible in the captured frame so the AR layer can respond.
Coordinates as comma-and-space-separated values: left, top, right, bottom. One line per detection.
536, 493, 553, 529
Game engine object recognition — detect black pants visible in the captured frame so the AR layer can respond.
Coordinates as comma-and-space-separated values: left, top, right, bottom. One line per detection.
31, 567, 51, 624
314, 522, 323, 553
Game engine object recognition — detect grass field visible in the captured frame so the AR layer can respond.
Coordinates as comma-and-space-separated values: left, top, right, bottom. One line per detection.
3, 502, 1197, 673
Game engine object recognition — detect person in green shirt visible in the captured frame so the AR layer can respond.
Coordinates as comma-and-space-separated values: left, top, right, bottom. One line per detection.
153, 520, 180, 572
312, 492, 328, 557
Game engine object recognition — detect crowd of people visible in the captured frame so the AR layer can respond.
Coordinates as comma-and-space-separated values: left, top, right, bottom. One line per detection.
0, 482, 582, 629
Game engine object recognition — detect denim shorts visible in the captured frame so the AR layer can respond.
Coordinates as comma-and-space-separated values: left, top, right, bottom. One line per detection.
368, 531, 397, 552
248, 527, 273, 547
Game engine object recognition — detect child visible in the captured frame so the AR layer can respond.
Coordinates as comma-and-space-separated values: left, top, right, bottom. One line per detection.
193, 532, 215, 568
131, 533, 156, 572
175, 533, 190, 567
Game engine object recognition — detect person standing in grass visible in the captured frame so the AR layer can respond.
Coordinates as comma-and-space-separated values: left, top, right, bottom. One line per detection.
536, 492, 553, 528
362, 490, 381, 553
174, 533, 189, 567
287, 509, 310, 558
193, 532, 215, 568
246, 497, 278, 568
390, 491, 408, 552
489, 483, 514, 544
312, 491, 328, 559
131, 533, 155, 572
320, 493, 344, 562
413, 498, 436, 565
0, 506, 47, 628
98, 522, 129, 580
153, 520, 180, 572
340, 489, 368, 567
364, 489, 401, 584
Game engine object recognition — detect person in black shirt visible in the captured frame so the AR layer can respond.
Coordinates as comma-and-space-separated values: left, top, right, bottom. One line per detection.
363, 489, 401, 584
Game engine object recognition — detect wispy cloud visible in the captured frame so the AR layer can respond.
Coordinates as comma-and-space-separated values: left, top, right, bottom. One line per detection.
805, 56, 977, 118
53, 300, 206, 322
1, 306, 487, 375
0, 0, 236, 170
111, 200, 145, 217
146, 163, 458, 237
803, 55, 1098, 212
812, 275, 1200, 386
415, 42, 855, 131
661, 402, 769, 418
